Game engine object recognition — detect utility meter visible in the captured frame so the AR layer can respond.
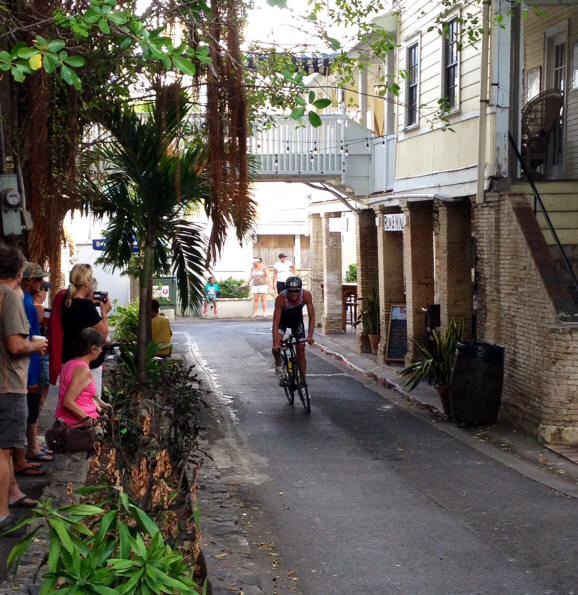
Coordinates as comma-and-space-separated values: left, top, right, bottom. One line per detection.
2, 188, 21, 208
0, 174, 23, 236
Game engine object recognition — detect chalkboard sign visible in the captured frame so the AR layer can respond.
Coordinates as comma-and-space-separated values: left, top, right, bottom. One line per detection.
385, 304, 408, 362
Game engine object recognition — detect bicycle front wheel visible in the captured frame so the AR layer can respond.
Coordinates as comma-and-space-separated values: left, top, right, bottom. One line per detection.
282, 359, 294, 405
294, 363, 310, 414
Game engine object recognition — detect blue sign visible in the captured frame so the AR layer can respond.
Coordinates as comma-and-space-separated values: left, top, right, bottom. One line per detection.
92, 238, 139, 253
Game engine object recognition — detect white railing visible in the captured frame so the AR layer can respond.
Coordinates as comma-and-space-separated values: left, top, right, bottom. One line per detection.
249, 114, 395, 196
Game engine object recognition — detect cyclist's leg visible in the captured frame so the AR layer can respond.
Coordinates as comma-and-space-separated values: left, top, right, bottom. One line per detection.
292, 322, 307, 378
273, 326, 286, 378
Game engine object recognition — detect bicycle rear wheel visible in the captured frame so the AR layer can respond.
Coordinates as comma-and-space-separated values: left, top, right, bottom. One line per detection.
294, 362, 310, 413
281, 358, 294, 405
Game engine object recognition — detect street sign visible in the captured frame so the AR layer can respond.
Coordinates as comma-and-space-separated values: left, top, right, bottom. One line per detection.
92, 239, 106, 250
384, 214, 406, 231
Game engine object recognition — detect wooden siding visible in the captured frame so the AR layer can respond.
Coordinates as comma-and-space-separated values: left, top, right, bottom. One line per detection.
524, 6, 578, 178
395, 0, 484, 181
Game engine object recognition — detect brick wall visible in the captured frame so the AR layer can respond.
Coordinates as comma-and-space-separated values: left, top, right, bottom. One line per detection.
310, 214, 324, 326
322, 213, 344, 334
356, 209, 379, 352
474, 193, 578, 445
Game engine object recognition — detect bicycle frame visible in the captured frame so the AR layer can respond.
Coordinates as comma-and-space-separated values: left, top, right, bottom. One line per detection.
279, 334, 310, 413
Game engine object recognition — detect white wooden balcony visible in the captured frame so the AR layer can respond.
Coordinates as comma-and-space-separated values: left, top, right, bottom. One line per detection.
249, 114, 395, 197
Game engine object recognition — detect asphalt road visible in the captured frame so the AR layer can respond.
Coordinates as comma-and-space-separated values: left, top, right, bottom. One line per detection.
179, 319, 578, 595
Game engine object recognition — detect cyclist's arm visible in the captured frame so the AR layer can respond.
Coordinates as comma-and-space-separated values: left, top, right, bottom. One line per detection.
272, 296, 283, 349
304, 291, 315, 344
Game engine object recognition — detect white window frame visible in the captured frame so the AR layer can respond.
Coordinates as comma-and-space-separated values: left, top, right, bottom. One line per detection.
441, 14, 461, 114
404, 36, 421, 129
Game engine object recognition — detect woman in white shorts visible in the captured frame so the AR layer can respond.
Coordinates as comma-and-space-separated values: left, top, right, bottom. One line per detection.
242, 258, 269, 317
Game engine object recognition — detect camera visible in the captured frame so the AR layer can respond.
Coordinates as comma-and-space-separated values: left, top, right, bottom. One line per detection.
93, 291, 109, 304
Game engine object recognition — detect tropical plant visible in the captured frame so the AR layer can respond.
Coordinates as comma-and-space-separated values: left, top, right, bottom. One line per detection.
400, 318, 464, 390
7, 488, 201, 594
354, 291, 380, 335
345, 263, 357, 283
83, 83, 214, 379
217, 277, 250, 298
109, 300, 140, 344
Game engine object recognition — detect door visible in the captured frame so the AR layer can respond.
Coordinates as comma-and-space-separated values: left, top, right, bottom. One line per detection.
545, 25, 567, 178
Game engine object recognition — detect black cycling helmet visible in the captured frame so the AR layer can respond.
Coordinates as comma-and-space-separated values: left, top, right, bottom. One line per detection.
285, 276, 302, 291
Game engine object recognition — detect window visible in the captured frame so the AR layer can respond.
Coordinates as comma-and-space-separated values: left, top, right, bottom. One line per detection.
443, 18, 459, 110
406, 42, 419, 126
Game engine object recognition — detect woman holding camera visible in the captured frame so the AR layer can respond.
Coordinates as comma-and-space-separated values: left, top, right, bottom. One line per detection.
60, 264, 111, 396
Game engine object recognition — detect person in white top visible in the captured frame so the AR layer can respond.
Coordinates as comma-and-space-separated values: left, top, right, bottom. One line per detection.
272, 253, 296, 294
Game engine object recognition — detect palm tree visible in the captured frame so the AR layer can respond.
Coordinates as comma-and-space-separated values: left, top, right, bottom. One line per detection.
83, 84, 217, 378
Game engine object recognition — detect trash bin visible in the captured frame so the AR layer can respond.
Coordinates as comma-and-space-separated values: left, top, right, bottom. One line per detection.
449, 342, 504, 426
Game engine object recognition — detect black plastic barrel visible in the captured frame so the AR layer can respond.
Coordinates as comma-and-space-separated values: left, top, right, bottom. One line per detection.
449, 342, 504, 426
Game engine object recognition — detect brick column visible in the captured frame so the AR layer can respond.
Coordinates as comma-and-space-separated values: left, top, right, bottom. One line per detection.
403, 201, 434, 364
356, 209, 379, 352
309, 214, 324, 325
377, 207, 405, 360
322, 213, 344, 334
435, 200, 473, 339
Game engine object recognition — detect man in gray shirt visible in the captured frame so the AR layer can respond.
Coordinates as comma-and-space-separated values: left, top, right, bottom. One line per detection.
0, 244, 47, 532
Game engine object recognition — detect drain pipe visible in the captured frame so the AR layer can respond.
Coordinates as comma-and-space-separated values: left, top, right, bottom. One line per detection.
476, 1, 490, 205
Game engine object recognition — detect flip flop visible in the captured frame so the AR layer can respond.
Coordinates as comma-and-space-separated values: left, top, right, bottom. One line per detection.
15, 465, 46, 477
40, 447, 54, 455
26, 453, 54, 462
9, 496, 38, 509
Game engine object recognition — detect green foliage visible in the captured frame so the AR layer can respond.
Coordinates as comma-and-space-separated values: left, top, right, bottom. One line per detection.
7, 490, 200, 594
109, 300, 139, 344
3, 0, 209, 88
345, 263, 358, 283
354, 291, 380, 335
105, 356, 203, 469
400, 318, 464, 390
216, 277, 250, 298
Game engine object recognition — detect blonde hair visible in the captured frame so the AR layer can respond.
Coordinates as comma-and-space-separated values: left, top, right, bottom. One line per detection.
66, 263, 93, 308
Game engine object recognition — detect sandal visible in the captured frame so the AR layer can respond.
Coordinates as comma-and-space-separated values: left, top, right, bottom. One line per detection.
9, 496, 38, 509
14, 465, 46, 477
27, 452, 55, 462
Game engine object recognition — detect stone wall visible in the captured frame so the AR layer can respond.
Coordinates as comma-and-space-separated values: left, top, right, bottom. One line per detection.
473, 193, 578, 445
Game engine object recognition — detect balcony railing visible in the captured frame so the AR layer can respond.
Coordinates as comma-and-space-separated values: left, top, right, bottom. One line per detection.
249, 114, 395, 196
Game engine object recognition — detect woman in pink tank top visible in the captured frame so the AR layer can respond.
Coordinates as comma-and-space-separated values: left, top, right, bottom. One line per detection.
55, 328, 106, 426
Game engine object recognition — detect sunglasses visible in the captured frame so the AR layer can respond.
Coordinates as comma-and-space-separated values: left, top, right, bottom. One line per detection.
287, 289, 300, 293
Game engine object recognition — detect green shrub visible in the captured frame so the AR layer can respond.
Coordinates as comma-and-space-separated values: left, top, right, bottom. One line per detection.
216, 277, 250, 298
345, 263, 357, 283
109, 299, 139, 343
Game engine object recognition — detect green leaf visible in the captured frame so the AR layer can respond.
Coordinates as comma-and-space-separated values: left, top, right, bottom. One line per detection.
308, 90, 315, 104
119, 491, 130, 511
47, 39, 66, 53
308, 111, 322, 127
16, 47, 38, 59
295, 95, 306, 107
75, 485, 111, 496
43, 52, 59, 73
60, 64, 82, 90
12, 66, 27, 82
48, 518, 75, 553
116, 568, 144, 593
109, 12, 129, 26
95, 510, 118, 545
84, 8, 102, 23
119, 36, 133, 50
99, 18, 111, 34
130, 504, 160, 536
48, 531, 62, 573
35, 35, 48, 49
92, 586, 119, 595
172, 55, 196, 76
118, 521, 130, 559
328, 37, 341, 50
290, 106, 306, 120
6, 528, 39, 570
59, 504, 105, 516
313, 98, 331, 109
63, 55, 85, 68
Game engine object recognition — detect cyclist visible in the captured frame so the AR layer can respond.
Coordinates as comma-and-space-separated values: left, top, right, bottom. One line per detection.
272, 276, 315, 380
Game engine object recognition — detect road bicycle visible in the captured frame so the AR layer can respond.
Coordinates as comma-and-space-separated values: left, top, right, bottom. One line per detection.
278, 335, 310, 413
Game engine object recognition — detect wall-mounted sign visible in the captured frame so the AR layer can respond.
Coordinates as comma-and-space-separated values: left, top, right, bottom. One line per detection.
384, 214, 406, 231
92, 238, 139, 253
385, 304, 407, 362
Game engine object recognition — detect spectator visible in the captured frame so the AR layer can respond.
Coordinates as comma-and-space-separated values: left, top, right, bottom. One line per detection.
61, 264, 111, 398
203, 276, 219, 316
55, 328, 106, 426
33, 280, 53, 413
0, 245, 48, 530
151, 299, 172, 356
16, 263, 53, 469
272, 253, 296, 294
242, 257, 269, 317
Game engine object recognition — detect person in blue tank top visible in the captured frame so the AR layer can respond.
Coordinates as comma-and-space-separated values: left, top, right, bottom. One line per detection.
272, 276, 315, 381
203, 277, 219, 316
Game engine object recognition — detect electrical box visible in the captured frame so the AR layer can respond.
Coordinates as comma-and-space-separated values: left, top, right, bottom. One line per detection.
0, 174, 23, 236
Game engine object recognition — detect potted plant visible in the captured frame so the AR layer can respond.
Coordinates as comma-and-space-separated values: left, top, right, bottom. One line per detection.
399, 318, 464, 417
354, 292, 380, 354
